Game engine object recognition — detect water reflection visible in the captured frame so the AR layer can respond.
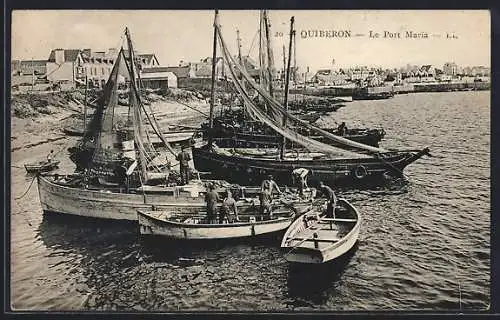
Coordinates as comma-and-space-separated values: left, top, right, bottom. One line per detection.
36, 212, 137, 252
286, 243, 358, 305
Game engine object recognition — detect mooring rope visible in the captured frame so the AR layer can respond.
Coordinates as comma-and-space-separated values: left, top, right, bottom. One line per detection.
15, 175, 37, 200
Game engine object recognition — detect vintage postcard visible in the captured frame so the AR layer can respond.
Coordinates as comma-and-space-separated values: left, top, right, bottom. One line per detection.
10, 10, 490, 312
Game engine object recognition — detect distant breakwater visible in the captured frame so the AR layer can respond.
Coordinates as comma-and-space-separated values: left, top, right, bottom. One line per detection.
287, 81, 490, 97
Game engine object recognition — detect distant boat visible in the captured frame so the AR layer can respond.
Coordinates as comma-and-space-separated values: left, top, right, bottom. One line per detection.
352, 86, 394, 100
280, 198, 361, 264
137, 200, 299, 240
24, 160, 60, 174
63, 126, 85, 136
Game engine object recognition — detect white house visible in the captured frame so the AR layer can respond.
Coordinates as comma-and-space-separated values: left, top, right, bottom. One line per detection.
140, 67, 178, 89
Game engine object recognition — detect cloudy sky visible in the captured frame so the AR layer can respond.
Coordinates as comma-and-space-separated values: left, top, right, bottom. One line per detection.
12, 10, 490, 72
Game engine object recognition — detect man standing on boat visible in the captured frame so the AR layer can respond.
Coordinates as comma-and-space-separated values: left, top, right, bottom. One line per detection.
319, 181, 337, 218
261, 174, 281, 195
220, 190, 239, 223
259, 188, 273, 220
292, 168, 310, 197
205, 183, 219, 224
176, 145, 191, 185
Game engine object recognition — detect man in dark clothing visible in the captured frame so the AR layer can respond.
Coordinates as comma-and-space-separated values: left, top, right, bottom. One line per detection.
337, 122, 347, 136
261, 174, 281, 195
319, 181, 337, 218
176, 146, 191, 185
292, 168, 310, 197
259, 188, 273, 220
205, 184, 219, 224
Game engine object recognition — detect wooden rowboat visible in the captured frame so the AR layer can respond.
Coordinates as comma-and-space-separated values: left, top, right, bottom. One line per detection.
138, 204, 297, 240
24, 160, 60, 173
280, 198, 361, 264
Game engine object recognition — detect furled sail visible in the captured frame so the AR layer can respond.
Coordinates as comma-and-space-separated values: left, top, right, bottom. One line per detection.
215, 20, 389, 155
88, 49, 130, 177
257, 10, 283, 125
71, 28, 178, 182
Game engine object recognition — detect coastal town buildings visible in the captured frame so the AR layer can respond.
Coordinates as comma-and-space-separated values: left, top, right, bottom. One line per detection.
11, 48, 491, 92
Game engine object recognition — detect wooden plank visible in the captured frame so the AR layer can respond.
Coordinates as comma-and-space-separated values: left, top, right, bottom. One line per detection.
319, 218, 358, 223
287, 237, 341, 243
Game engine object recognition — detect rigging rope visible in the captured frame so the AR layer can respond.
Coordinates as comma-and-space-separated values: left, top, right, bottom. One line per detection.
246, 30, 259, 59
216, 26, 370, 159
216, 20, 399, 155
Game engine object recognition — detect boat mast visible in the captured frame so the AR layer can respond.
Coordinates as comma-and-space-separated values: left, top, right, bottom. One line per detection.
280, 16, 295, 160
293, 29, 297, 101
236, 28, 246, 120
125, 27, 139, 124
208, 10, 219, 148
83, 74, 88, 131
263, 10, 274, 98
282, 45, 286, 89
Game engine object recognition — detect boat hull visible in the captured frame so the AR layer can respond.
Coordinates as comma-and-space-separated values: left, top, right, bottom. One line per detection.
192, 144, 429, 187
37, 175, 312, 221
281, 199, 361, 264
283, 227, 360, 264
25, 161, 60, 173
138, 211, 294, 239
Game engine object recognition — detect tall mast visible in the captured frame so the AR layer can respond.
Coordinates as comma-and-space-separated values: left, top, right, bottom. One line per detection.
83, 74, 88, 131
237, 29, 243, 66
31, 58, 35, 91
236, 28, 247, 121
208, 10, 219, 148
258, 11, 264, 91
280, 16, 295, 160
263, 10, 274, 98
293, 29, 297, 101
282, 45, 286, 89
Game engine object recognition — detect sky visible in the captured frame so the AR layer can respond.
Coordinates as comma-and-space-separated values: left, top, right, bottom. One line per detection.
11, 10, 490, 73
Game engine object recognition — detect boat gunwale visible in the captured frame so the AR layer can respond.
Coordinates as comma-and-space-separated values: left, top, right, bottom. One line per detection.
281, 198, 361, 256
138, 210, 295, 229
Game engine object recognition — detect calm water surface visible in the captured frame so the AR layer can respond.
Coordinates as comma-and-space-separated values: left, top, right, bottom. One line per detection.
10, 91, 490, 311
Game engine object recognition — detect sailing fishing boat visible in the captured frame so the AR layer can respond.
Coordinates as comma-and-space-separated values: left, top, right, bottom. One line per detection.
199, 10, 386, 150
192, 12, 430, 187
37, 27, 313, 221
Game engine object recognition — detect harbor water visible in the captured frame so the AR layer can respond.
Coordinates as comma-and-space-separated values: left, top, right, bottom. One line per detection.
10, 91, 490, 311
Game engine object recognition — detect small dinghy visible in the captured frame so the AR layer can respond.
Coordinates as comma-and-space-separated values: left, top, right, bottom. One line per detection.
24, 160, 60, 173
138, 203, 298, 240
280, 198, 361, 264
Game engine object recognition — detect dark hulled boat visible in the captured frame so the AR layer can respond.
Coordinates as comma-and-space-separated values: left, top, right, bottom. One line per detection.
203, 118, 385, 149
192, 143, 429, 187
191, 12, 430, 189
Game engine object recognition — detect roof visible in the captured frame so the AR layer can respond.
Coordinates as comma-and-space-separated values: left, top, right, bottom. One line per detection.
421, 65, 433, 72
143, 66, 190, 78
140, 71, 177, 80
12, 59, 47, 66
47, 49, 81, 62
137, 54, 158, 65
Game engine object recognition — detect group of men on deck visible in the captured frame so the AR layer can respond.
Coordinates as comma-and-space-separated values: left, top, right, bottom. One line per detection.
203, 170, 338, 224
172, 145, 338, 224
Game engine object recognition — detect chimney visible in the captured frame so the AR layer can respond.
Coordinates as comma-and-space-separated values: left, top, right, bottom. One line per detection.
55, 49, 65, 64
94, 52, 105, 59
107, 48, 118, 58
82, 48, 91, 57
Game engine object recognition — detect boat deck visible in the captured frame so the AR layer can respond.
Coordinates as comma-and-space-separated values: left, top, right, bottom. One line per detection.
285, 218, 356, 249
